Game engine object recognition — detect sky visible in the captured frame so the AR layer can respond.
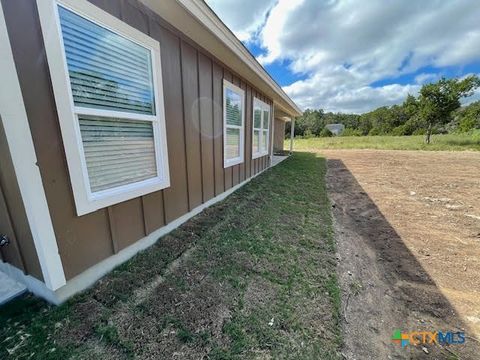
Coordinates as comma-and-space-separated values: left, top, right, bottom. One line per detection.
206, 0, 480, 114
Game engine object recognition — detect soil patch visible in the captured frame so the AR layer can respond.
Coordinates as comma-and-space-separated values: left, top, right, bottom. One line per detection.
325, 149, 480, 359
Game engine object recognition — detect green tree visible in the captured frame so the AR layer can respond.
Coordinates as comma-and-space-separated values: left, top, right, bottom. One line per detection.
455, 100, 480, 132
418, 75, 480, 143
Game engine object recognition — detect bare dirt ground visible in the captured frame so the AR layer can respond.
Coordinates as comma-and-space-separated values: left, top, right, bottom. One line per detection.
324, 149, 480, 359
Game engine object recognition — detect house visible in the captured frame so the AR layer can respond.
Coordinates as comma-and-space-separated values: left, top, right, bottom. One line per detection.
325, 123, 345, 136
0, 0, 301, 304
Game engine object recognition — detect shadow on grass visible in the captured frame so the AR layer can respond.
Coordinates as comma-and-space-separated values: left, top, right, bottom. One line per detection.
327, 158, 479, 359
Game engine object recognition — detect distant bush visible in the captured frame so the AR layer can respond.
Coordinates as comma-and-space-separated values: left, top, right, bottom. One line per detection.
412, 128, 426, 135
471, 129, 480, 142
320, 128, 333, 137
390, 125, 408, 136
341, 128, 362, 136
303, 129, 314, 138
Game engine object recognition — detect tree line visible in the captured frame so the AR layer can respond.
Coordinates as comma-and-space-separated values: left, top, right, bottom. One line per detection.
287, 75, 480, 143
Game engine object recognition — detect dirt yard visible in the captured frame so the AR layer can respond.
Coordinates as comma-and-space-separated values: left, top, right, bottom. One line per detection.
325, 149, 480, 359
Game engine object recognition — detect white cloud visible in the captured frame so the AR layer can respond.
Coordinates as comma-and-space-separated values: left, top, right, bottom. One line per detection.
414, 73, 440, 85
208, 0, 480, 113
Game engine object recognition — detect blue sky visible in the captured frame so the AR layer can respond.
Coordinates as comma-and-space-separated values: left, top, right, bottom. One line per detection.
248, 41, 309, 85
207, 0, 480, 114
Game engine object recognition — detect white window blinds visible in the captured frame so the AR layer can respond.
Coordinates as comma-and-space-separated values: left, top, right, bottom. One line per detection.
252, 98, 270, 158
59, 6, 155, 115
79, 116, 157, 192
223, 80, 245, 168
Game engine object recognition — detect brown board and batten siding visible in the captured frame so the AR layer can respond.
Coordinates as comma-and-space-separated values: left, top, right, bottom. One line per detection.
1, 0, 273, 280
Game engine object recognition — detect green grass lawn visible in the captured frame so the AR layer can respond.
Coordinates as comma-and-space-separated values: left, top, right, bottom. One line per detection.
288, 133, 480, 152
0, 153, 342, 360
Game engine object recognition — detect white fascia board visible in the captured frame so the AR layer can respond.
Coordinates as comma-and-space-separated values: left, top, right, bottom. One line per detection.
0, 4, 66, 290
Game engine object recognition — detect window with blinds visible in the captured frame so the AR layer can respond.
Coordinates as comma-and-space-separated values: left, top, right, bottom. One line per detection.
40, 0, 170, 215
252, 98, 271, 158
223, 80, 245, 168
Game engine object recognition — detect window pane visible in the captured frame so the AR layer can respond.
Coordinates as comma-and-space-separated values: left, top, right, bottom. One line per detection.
58, 6, 155, 115
253, 130, 260, 154
225, 88, 242, 126
263, 110, 269, 129
262, 130, 268, 152
254, 108, 262, 129
79, 115, 157, 193
225, 127, 240, 159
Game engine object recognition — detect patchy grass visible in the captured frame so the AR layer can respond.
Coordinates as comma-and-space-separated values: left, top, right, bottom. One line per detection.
288, 133, 480, 152
0, 153, 341, 359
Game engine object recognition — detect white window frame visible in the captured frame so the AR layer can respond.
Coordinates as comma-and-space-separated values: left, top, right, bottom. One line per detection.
252, 97, 271, 159
223, 79, 245, 168
36, 0, 170, 216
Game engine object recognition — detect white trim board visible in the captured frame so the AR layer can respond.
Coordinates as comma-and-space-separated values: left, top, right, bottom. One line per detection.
0, 3, 66, 290
20, 159, 280, 304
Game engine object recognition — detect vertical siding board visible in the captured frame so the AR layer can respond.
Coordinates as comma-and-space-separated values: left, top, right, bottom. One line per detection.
121, 0, 148, 33
141, 191, 165, 234
181, 41, 203, 209
212, 62, 225, 195
87, 0, 121, 18
107, 207, 118, 254
150, 22, 189, 223
109, 199, 145, 251
198, 53, 215, 202
232, 163, 240, 186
